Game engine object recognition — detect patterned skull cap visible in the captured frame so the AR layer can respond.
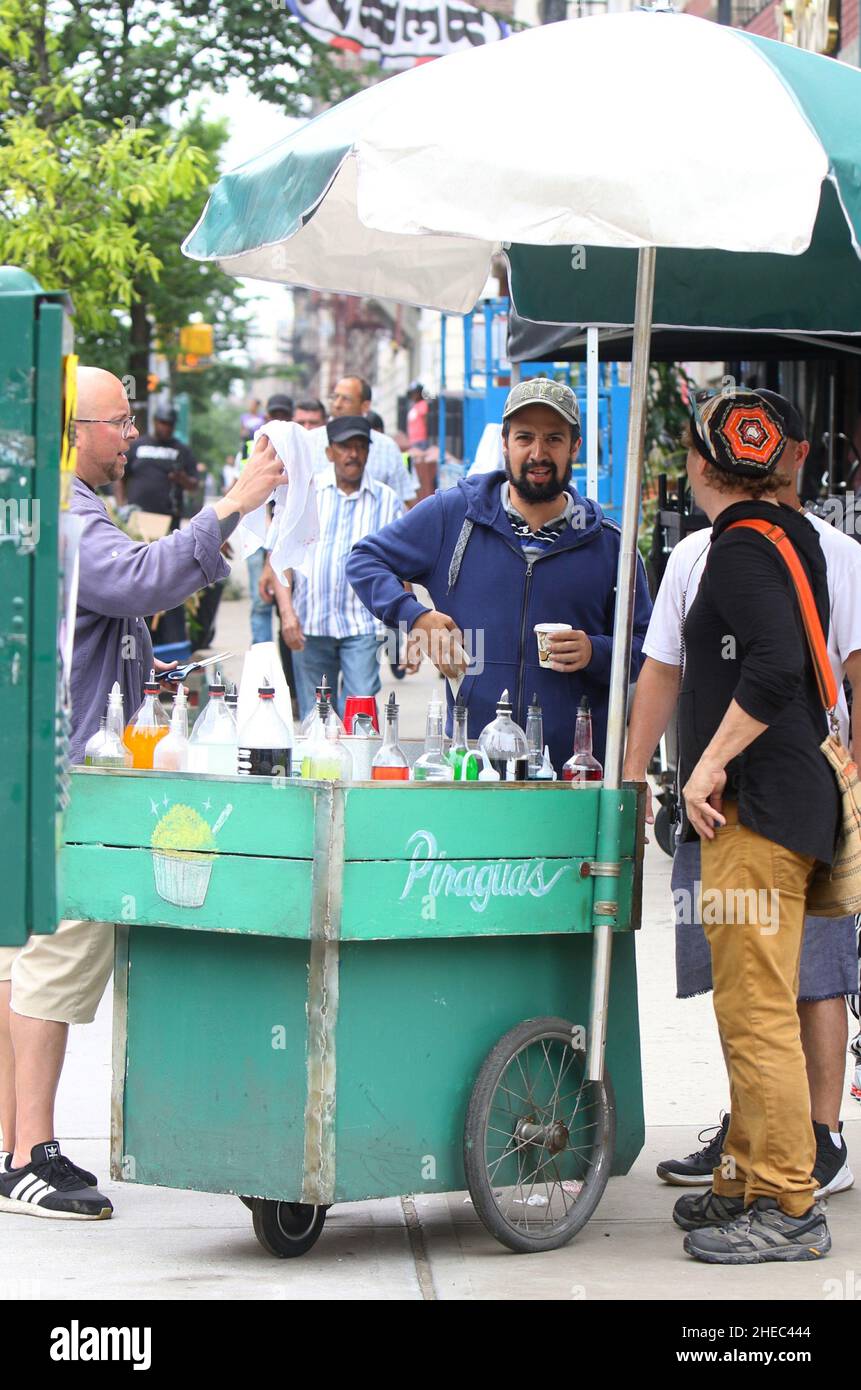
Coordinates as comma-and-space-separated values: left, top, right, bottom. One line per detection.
503, 377, 581, 431
692, 390, 788, 479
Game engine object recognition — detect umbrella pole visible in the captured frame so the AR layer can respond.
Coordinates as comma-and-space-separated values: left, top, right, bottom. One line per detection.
587, 245, 656, 1082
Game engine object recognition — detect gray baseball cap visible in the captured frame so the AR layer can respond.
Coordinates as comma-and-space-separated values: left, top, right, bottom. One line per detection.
502, 378, 581, 431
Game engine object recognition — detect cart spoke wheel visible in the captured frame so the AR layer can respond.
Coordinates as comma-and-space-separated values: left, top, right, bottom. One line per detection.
250, 1198, 327, 1258
464, 1016, 615, 1254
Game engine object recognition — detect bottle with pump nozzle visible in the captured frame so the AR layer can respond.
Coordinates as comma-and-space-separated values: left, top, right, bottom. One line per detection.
124, 670, 170, 768
447, 697, 476, 781
300, 676, 344, 736
154, 686, 189, 771
525, 693, 544, 779
92, 683, 133, 768
413, 699, 454, 781
563, 697, 603, 784
84, 718, 108, 766
301, 692, 353, 780
187, 672, 238, 775
478, 689, 530, 782
238, 679, 293, 777
371, 692, 409, 781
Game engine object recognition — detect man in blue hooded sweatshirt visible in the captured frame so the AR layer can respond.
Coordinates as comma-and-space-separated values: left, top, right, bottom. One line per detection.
346, 378, 651, 772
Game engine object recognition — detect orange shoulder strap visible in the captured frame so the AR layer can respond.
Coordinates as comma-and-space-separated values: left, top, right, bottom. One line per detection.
725, 518, 837, 713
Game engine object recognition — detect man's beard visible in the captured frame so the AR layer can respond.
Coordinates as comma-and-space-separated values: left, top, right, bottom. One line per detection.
506, 458, 572, 504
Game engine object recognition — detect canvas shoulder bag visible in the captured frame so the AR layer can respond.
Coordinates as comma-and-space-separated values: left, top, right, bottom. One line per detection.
727, 517, 861, 917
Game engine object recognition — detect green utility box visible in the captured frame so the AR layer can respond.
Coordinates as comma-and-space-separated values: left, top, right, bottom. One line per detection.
0, 267, 71, 946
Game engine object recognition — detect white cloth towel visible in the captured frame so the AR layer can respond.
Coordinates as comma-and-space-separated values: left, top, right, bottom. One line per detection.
235, 421, 319, 579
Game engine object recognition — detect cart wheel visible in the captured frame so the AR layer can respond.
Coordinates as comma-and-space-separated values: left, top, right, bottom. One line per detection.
654, 804, 676, 858
250, 1199, 327, 1258
464, 1016, 615, 1254
238, 1195, 254, 1211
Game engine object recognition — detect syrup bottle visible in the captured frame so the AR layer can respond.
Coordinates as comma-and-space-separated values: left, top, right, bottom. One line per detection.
562, 697, 603, 784
371, 692, 409, 781
478, 689, 529, 782
124, 671, 170, 769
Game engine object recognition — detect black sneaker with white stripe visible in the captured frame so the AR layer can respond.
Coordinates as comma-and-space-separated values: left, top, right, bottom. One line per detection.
0, 1141, 112, 1220
1, 1146, 98, 1187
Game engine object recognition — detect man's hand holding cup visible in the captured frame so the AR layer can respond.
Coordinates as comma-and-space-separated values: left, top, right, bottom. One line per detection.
535, 622, 592, 673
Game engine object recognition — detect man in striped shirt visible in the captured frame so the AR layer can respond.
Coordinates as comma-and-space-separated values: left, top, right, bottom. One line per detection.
282, 416, 402, 719
306, 375, 417, 508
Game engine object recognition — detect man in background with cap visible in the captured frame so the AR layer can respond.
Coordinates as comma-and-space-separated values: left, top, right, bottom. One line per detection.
623, 387, 859, 1207
276, 415, 403, 719
305, 375, 417, 509
347, 377, 652, 774
115, 404, 199, 528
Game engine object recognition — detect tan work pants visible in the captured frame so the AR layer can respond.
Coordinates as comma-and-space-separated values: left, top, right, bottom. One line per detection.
701, 802, 817, 1217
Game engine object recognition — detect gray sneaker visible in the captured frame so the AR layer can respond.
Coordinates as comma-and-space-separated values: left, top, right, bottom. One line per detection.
683, 1197, 830, 1264
673, 1188, 745, 1231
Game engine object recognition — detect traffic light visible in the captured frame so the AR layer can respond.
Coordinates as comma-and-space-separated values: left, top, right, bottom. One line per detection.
178, 325, 212, 358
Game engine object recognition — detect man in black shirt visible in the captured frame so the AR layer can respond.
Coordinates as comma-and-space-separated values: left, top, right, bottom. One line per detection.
117, 406, 199, 525
673, 389, 837, 1266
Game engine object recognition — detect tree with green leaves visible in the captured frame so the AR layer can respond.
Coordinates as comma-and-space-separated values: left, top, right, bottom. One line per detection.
1, 1, 358, 420
0, 2, 211, 338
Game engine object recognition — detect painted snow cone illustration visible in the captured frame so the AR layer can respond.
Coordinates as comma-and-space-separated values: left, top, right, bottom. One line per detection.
150, 803, 231, 908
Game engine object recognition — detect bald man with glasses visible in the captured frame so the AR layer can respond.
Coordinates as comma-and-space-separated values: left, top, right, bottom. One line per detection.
0, 366, 284, 1222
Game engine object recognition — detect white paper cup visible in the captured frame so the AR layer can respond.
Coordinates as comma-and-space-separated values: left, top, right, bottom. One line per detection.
534, 623, 573, 668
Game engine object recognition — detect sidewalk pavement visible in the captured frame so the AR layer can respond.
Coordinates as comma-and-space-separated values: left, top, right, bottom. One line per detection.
4, 589, 858, 1300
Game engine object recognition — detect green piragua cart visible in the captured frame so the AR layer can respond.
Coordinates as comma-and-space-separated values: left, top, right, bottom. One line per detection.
61, 768, 646, 1256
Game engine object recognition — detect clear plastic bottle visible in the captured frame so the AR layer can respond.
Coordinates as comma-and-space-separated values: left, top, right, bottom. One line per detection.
413, 699, 454, 781
93, 683, 133, 768
525, 693, 544, 779
124, 671, 170, 769
371, 692, 409, 781
83, 717, 108, 766
447, 697, 476, 781
238, 682, 293, 777
187, 674, 238, 775
478, 689, 530, 782
562, 697, 604, 784
301, 694, 353, 781
154, 686, 189, 772
533, 745, 557, 781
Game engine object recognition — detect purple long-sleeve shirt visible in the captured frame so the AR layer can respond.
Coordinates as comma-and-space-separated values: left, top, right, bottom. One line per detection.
69, 476, 231, 762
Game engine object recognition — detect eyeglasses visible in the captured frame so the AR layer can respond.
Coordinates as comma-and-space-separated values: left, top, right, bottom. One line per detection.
73, 415, 137, 438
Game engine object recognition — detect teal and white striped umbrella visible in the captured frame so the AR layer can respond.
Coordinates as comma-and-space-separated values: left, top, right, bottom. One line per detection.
183, 10, 861, 333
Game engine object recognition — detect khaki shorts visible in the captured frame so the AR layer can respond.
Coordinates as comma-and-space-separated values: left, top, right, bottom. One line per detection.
0, 919, 115, 1025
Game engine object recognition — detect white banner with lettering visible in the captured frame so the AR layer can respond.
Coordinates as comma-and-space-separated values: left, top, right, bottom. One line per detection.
286, 0, 509, 69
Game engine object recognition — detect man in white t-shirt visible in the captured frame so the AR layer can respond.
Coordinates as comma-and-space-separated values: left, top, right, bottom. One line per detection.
624, 389, 860, 1201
